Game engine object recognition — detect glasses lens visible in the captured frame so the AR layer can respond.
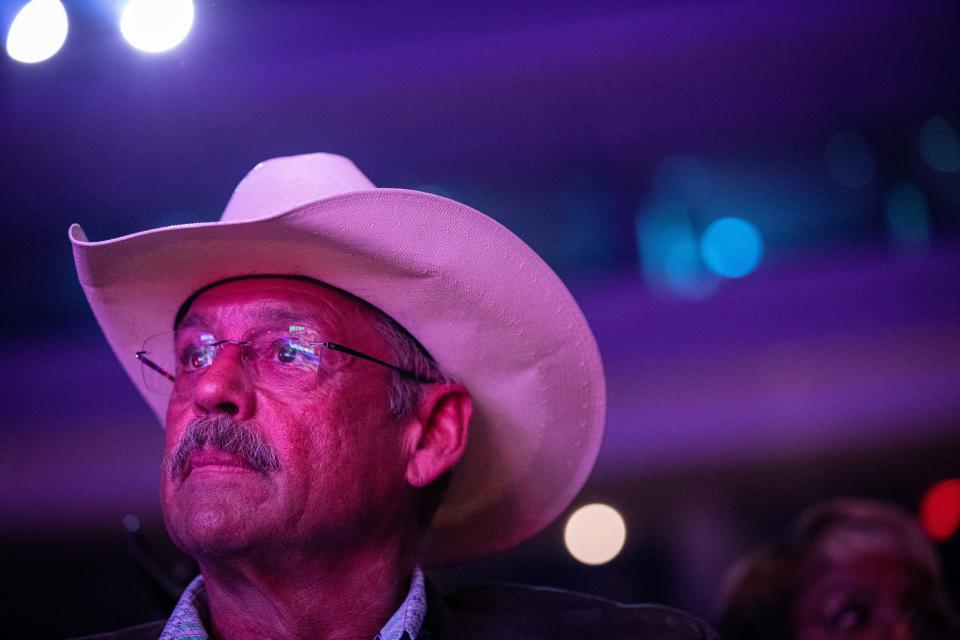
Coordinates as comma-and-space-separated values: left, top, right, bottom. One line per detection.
139, 332, 177, 393
249, 328, 323, 382
138, 327, 328, 393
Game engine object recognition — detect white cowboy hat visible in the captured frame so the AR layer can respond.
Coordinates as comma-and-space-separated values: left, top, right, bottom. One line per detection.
69, 153, 605, 566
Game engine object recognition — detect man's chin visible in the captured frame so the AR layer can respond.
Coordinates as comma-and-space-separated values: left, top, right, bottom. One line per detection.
162, 488, 273, 557
166, 507, 263, 559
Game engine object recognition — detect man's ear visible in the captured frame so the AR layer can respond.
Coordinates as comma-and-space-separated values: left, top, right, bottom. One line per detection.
404, 383, 471, 488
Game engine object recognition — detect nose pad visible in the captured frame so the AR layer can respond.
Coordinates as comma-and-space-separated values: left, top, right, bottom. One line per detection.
191, 344, 256, 419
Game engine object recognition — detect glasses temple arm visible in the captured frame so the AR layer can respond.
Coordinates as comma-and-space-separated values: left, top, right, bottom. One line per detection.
136, 351, 176, 382
321, 343, 437, 384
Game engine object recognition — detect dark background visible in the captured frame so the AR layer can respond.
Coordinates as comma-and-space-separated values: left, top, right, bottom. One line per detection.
1, 1, 959, 637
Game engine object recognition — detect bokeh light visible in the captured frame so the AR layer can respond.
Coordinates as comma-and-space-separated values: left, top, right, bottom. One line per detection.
824, 130, 875, 188
120, 0, 194, 53
884, 182, 931, 249
636, 201, 718, 299
121, 513, 141, 533
699, 217, 764, 278
564, 503, 627, 565
661, 239, 719, 299
919, 116, 960, 173
5, 0, 68, 64
920, 479, 960, 541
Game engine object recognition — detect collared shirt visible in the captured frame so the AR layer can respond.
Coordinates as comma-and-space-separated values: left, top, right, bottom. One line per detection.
159, 566, 427, 640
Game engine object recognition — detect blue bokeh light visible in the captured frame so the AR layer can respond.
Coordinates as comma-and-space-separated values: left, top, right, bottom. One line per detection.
919, 116, 960, 173
699, 217, 764, 278
636, 199, 718, 299
884, 182, 931, 249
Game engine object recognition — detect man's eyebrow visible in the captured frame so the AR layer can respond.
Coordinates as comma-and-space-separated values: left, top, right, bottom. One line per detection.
177, 313, 213, 331
253, 307, 319, 327
177, 307, 330, 331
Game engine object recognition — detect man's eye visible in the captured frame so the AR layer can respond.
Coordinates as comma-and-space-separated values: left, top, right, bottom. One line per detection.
183, 345, 215, 369
275, 340, 318, 366
827, 602, 872, 631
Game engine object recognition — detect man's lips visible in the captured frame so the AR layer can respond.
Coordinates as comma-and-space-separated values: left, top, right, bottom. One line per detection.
183, 448, 257, 477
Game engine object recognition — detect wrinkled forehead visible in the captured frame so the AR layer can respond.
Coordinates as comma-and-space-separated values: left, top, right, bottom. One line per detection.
175, 276, 365, 338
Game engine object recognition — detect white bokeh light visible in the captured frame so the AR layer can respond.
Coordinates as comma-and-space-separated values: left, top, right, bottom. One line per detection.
5, 0, 69, 64
563, 503, 627, 566
120, 0, 194, 53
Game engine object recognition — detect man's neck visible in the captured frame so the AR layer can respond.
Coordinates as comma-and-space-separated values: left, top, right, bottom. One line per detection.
197, 540, 415, 640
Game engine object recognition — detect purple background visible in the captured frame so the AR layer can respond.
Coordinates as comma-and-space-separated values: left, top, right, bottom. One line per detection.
1, 0, 959, 636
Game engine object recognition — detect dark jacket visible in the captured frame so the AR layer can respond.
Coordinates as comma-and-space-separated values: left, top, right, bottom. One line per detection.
74, 581, 719, 639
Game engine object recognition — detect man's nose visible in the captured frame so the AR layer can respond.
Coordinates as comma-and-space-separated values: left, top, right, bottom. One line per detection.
191, 345, 256, 419
884, 612, 917, 640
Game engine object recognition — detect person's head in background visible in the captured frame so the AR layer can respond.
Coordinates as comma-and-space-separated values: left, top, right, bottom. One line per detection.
715, 497, 959, 640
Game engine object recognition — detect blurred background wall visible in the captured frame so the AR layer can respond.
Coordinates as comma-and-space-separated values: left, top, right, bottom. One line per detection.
1, 0, 959, 636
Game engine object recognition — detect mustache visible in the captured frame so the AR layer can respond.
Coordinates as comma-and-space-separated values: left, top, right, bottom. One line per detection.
164, 415, 281, 480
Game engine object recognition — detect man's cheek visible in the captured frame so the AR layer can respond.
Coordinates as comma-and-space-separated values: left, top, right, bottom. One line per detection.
164, 402, 193, 448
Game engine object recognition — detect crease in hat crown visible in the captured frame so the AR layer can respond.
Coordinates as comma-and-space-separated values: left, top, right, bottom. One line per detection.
68, 151, 606, 567
221, 153, 376, 222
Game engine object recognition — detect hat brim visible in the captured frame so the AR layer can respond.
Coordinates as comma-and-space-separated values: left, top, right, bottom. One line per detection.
70, 188, 605, 567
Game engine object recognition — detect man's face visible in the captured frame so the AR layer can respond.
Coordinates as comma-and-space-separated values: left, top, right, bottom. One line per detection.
160, 278, 411, 560
793, 550, 944, 640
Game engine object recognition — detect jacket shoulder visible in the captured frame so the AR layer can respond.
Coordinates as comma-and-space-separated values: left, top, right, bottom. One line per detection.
69, 619, 166, 640
437, 583, 719, 639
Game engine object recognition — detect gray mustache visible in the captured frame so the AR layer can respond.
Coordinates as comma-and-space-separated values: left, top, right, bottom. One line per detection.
164, 415, 281, 480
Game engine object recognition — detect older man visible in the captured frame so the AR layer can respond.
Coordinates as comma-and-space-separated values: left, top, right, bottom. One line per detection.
70, 153, 716, 639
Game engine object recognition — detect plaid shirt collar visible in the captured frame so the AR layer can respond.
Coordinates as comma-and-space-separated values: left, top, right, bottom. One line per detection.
159, 566, 427, 640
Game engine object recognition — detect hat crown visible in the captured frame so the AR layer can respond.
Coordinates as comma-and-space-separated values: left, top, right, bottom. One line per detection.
220, 153, 376, 222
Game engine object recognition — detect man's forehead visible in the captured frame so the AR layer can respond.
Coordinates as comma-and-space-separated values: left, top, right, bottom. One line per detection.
177, 277, 355, 331
178, 305, 330, 330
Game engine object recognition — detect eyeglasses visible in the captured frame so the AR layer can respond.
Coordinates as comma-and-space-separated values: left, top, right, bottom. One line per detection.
135, 324, 436, 393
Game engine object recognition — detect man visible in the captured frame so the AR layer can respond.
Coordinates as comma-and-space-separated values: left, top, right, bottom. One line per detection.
716, 498, 959, 640
70, 153, 717, 639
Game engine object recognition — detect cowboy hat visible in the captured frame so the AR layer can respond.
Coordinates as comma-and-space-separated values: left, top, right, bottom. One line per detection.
69, 153, 605, 566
